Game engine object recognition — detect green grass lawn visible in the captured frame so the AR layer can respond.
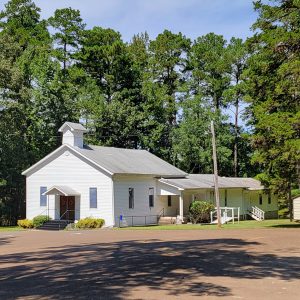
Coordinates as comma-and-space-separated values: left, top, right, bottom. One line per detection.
117, 219, 300, 230
0, 226, 24, 232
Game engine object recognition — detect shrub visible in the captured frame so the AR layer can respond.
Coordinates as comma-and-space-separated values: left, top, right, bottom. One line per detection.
76, 217, 104, 229
32, 215, 51, 228
17, 219, 34, 229
278, 208, 289, 219
189, 201, 215, 224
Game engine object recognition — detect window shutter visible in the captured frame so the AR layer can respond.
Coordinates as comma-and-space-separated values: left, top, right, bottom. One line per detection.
129, 188, 134, 209
259, 194, 263, 205
40, 186, 47, 206
90, 188, 97, 208
149, 188, 154, 207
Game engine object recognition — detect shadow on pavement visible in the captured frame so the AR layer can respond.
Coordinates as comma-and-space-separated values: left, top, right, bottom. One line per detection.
0, 237, 299, 299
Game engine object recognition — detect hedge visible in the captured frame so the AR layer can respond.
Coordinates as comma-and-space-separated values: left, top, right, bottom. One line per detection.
76, 217, 104, 229
17, 219, 34, 229
32, 215, 51, 228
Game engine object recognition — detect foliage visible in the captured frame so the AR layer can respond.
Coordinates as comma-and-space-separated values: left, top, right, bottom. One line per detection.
186, 33, 230, 111
188, 201, 215, 224
76, 217, 105, 229
278, 208, 289, 219
17, 219, 33, 228
245, 0, 300, 219
1, 0, 297, 222
292, 189, 300, 199
32, 215, 50, 228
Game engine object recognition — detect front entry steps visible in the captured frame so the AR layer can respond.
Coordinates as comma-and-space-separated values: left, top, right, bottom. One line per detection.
158, 216, 177, 225
37, 220, 71, 231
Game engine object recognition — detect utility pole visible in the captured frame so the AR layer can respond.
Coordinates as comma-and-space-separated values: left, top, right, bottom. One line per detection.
211, 121, 221, 228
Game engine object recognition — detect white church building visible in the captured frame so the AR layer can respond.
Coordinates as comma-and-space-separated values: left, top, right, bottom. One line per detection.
22, 122, 278, 227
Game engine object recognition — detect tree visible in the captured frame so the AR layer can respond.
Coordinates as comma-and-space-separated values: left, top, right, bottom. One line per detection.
187, 33, 230, 111
144, 30, 190, 161
48, 7, 85, 71
0, 0, 51, 222
245, 0, 300, 220
76, 27, 143, 148
225, 38, 249, 176
173, 95, 234, 175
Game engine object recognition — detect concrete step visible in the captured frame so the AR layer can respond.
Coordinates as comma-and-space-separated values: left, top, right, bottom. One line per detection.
158, 217, 177, 225
37, 220, 70, 231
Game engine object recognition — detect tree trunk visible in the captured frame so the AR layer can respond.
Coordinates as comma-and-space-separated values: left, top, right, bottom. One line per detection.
234, 99, 239, 177
288, 184, 293, 222
63, 42, 67, 71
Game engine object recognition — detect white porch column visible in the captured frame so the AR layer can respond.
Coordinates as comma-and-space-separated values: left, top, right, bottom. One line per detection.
179, 191, 184, 221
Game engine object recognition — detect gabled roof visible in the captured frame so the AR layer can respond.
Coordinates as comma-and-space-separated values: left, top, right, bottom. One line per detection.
75, 145, 187, 177
22, 144, 187, 177
159, 174, 264, 190
58, 122, 87, 132
43, 185, 80, 196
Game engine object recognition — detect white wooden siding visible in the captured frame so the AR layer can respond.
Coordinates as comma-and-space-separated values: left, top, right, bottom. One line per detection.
293, 197, 300, 220
26, 148, 114, 226
157, 195, 179, 216
157, 182, 181, 196
113, 176, 168, 225
248, 190, 278, 213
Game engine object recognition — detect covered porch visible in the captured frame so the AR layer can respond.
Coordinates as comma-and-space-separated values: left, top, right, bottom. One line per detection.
156, 175, 264, 222
43, 185, 81, 222
156, 190, 213, 221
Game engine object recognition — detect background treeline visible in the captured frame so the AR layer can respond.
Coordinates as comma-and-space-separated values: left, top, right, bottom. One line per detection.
0, 0, 299, 223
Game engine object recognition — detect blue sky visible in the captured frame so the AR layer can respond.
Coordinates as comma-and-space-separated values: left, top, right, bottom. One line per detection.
0, 0, 258, 42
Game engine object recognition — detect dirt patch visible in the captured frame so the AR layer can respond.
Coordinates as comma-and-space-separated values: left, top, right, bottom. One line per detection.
0, 228, 299, 299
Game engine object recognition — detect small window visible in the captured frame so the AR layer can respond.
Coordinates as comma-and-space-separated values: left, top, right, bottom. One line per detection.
224, 189, 227, 207
90, 187, 97, 208
268, 192, 271, 204
40, 186, 47, 206
149, 188, 154, 207
168, 195, 172, 207
129, 188, 134, 209
259, 194, 263, 205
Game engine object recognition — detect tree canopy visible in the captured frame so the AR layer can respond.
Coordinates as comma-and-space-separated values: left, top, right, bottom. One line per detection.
0, 0, 299, 223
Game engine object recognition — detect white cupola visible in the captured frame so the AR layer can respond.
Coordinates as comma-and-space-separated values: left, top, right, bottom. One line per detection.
58, 122, 87, 148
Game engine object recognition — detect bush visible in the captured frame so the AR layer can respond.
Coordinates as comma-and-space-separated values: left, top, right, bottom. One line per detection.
32, 215, 51, 228
189, 201, 215, 224
278, 208, 289, 219
17, 219, 34, 229
76, 217, 104, 229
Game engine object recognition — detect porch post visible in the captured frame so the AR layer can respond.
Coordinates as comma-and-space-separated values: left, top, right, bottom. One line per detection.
179, 191, 184, 221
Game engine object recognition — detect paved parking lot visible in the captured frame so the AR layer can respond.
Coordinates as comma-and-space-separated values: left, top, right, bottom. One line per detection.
0, 228, 299, 299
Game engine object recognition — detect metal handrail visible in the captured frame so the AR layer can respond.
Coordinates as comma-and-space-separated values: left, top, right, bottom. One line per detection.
117, 214, 160, 227
36, 208, 57, 219
59, 209, 78, 221
158, 208, 165, 218
58, 209, 79, 230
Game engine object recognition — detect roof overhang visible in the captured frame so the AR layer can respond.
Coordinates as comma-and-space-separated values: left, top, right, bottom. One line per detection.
43, 185, 80, 196
58, 122, 87, 133
22, 144, 114, 176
